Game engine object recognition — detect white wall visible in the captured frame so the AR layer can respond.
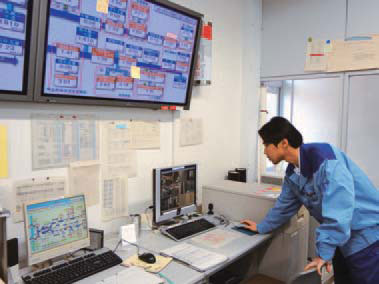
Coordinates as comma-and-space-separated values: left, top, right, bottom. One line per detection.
261, 0, 346, 77
346, 0, 379, 37
0, 0, 262, 265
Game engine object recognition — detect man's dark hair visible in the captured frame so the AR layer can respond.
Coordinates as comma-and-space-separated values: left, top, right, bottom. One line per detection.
258, 116, 303, 148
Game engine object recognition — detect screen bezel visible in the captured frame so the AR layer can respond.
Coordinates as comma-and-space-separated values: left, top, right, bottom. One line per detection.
0, 0, 38, 102
153, 164, 197, 224
34, 0, 203, 110
23, 194, 90, 266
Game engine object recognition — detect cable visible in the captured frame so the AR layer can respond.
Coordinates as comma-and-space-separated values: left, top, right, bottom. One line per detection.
158, 272, 175, 284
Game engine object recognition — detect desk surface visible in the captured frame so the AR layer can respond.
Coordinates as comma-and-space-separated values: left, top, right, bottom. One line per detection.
76, 222, 271, 284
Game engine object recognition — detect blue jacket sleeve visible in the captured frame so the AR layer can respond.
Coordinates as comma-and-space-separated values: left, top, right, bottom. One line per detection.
316, 160, 355, 261
257, 177, 302, 234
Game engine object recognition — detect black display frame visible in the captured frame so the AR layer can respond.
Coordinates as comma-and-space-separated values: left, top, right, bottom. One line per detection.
34, 0, 203, 110
0, 0, 38, 102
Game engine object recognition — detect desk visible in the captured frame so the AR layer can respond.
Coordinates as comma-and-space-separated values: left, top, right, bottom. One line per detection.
76, 222, 271, 284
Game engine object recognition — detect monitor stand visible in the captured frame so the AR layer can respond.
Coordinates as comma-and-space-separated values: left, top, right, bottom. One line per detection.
157, 219, 178, 226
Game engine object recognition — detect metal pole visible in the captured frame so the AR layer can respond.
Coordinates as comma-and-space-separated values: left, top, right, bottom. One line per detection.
0, 210, 10, 283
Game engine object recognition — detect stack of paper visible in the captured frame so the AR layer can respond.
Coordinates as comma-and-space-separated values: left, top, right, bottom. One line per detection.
161, 243, 228, 271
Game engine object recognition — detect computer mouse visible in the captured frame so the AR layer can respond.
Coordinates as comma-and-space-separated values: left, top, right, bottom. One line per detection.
138, 252, 156, 264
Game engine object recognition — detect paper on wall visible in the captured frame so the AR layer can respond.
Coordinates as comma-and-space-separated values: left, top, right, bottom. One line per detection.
31, 114, 98, 170
327, 39, 379, 72
69, 160, 100, 207
102, 176, 128, 221
128, 121, 160, 149
103, 150, 137, 178
101, 121, 137, 178
304, 38, 330, 72
13, 177, 66, 223
0, 125, 8, 179
180, 118, 203, 146
194, 21, 212, 85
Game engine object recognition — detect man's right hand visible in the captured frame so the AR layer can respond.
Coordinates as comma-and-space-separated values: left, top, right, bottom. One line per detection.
240, 219, 258, 232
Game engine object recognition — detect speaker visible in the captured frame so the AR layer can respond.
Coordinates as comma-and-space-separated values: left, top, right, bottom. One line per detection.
88, 229, 104, 251
227, 170, 240, 182
7, 238, 20, 283
7, 238, 18, 267
235, 168, 247, 182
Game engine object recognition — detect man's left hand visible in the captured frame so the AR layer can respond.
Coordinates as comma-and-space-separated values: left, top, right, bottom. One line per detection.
304, 257, 332, 276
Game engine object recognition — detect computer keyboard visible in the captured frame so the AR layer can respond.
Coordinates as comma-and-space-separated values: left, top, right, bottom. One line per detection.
163, 218, 216, 241
22, 248, 122, 284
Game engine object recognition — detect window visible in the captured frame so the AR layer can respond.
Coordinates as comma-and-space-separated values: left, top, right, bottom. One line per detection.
260, 80, 293, 178
259, 77, 342, 181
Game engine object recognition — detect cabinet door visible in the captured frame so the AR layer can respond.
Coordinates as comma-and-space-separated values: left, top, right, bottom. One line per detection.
292, 77, 343, 259
347, 74, 379, 187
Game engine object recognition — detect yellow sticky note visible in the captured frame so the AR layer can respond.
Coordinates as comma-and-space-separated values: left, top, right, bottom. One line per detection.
0, 125, 8, 179
131, 66, 140, 79
96, 0, 109, 14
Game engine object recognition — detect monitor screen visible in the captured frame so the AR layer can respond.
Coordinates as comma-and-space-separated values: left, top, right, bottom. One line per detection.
39, 0, 202, 108
24, 195, 90, 265
153, 164, 197, 224
0, 0, 33, 95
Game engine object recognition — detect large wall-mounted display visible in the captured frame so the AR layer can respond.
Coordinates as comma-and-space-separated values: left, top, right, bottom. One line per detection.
0, 0, 37, 101
34, 0, 202, 109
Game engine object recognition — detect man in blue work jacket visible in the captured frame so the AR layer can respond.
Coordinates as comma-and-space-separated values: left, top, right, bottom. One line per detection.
242, 116, 379, 284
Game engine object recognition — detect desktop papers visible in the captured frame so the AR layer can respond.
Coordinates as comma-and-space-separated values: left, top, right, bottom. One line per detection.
102, 176, 128, 221
190, 228, 241, 249
0, 125, 8, 179
128, 121, 160, 149
180, 118, 203, 146
101, 121, 137, 178
69, 161, 100, 207
13, 177, 66, 223
31, 114, 98, 170
161, 243, 228, 271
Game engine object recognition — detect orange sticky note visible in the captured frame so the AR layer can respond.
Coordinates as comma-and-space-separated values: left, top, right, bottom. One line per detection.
97, 0, 109, 14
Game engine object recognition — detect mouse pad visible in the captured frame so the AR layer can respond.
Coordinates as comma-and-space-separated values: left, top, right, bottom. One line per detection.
122, 254, 172, 273
232, 226, 258, 236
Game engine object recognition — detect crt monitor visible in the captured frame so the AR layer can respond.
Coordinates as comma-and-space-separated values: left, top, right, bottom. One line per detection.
24, 195, 90, 265
153, 164, 197, 224
34, 0, 203, 109
0, 0, 38, 102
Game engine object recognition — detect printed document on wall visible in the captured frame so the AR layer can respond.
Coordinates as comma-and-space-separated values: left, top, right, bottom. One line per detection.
304, 38, 330, 72
129, 121, 160, 149
69, 161, 100, 207
327, 39, 379, 72
13, 177, 66, 223
101, 121, 137, 178
31, 114, 98, 170
104, 150, 137, 178
102, 176, 128, 221
0, 125, 8, 179
194, 21, 212, 85
180, 118, 203, 146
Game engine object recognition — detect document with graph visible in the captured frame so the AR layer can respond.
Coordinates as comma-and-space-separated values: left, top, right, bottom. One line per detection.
160, 243, 228, 271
